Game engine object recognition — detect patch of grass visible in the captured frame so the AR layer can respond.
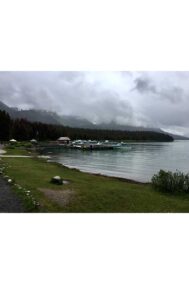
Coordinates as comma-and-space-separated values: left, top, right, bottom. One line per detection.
5, 148, 30, 155
4, 143, 33, 155
2, 154, 189, 212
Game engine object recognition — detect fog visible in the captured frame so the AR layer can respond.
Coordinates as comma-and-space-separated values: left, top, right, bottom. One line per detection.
0, 71, 189, 135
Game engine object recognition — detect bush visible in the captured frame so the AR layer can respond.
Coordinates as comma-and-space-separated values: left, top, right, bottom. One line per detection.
152, 170, 189, 193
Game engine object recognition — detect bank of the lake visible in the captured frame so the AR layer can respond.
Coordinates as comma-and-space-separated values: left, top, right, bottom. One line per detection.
2, 145, 189, 212
48, 140, 189, 182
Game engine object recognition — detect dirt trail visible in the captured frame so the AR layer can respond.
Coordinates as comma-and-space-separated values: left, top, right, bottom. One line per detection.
0, 144, 24, 212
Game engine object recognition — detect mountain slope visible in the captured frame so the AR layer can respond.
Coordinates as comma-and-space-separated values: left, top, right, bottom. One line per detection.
59, 115, 189, 140
0, 101, 60, 125
0, 101, 188, 139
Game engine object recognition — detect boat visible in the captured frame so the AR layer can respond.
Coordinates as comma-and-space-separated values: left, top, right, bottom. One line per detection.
71, 140, 127, 150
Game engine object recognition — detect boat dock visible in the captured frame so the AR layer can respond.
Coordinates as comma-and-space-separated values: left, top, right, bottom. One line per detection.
36, 139, 126, 152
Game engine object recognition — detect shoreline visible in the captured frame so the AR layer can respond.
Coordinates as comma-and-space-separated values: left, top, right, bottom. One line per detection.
0, 143, 153, 184
92, 173, 150, 185
2, 146, 189, 212
48, 159, 150, 185
1, 144, 150, 184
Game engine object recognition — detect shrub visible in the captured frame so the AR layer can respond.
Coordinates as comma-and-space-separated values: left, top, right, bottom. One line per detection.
152, 170, 189, 193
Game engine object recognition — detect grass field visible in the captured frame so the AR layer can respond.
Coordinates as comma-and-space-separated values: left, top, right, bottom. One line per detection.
1, 145, 189, 212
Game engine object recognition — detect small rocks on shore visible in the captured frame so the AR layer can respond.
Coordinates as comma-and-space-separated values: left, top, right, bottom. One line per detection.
51, 176, 70, 185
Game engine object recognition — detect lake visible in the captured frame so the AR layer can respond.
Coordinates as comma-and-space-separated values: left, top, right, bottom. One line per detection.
48, 141, 189, 182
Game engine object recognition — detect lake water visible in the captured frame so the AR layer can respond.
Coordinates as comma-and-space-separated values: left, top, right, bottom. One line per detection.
48, 141, 189, 182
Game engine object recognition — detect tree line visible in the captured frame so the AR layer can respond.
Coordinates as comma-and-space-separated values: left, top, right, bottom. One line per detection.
0, 110, 174, 142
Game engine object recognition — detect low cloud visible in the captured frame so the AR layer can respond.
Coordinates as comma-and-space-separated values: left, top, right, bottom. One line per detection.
135, 77, 184, 103
0, 71, 189, 136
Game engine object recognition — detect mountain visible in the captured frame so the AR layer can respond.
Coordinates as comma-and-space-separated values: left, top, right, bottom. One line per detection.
0, 100, 188, 140
58, 115, 97, 128
162, 132, 189, 140
0, 101, 61, 125
59, 116, 189, 140
0, 101, 15, 115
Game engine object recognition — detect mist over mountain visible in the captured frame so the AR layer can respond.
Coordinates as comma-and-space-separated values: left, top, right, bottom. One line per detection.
1, 72, 189, 137
0, 101, 188, 140
58, 115, 189, 140
0, 101, 60, 125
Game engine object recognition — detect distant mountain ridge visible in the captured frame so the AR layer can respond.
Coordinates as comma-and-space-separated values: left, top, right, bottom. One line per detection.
0, 101, 60, 125
57, 114, 189, 140
0, 100, 188, 140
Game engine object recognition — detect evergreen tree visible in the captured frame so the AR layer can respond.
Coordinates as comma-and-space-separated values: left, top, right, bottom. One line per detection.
0, 110, 11, 141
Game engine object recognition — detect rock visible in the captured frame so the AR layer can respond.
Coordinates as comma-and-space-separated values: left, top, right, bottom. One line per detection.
54, 176, 61, 180
63, 180, 70, 185
51, 176, 63, 185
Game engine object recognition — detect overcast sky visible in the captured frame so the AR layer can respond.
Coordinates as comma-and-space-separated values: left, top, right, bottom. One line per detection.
0, 71, 189, 136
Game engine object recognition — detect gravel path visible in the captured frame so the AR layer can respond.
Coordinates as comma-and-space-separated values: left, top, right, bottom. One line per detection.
0, 177, 24, 213
0, 145, 25, 212
0, 155, 31, 158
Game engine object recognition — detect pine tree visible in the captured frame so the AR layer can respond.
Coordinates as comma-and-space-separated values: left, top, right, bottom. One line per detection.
0, 110, 11, 141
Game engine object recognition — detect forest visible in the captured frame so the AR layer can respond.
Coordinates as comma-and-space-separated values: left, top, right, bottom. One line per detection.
0, 110, 174, 142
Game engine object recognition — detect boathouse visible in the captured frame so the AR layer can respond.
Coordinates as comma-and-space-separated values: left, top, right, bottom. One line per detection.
57, 137, 71, 145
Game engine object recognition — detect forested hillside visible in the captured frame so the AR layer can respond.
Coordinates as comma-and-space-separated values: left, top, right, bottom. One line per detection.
0, 101, 187, 139
0, 110, 174, 142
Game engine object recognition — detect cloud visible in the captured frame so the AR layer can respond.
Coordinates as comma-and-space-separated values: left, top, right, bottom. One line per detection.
0, 71, 189, 136
134, 77, 184, 103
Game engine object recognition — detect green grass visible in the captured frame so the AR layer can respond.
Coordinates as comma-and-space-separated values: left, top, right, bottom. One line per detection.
2, 152, 189, 212
5, 144, 32, 155
5, 148, 30, 155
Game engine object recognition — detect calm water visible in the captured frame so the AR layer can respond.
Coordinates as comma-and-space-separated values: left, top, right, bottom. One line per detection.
49, 141, 189, 182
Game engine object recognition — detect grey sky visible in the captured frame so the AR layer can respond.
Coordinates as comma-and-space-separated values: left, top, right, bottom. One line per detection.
0, 71, 189, 136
